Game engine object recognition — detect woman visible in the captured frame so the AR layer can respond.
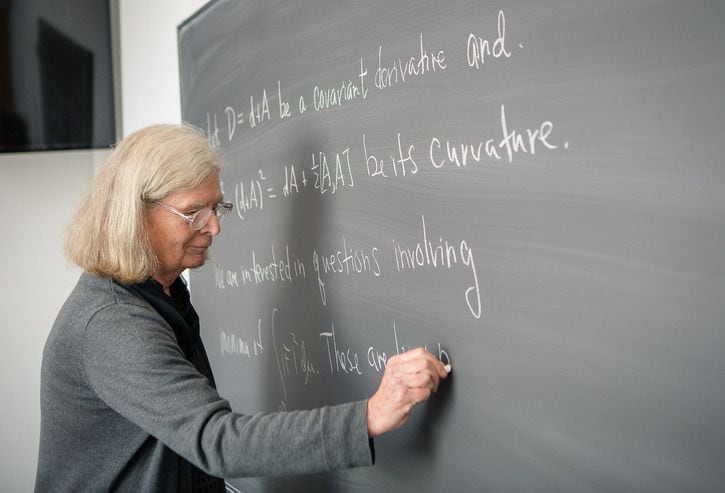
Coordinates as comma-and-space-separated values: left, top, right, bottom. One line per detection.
35, 124, 449, 492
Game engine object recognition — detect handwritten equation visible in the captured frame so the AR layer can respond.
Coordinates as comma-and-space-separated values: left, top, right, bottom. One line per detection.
219, 307, 452, 411
198, 9, 572, 403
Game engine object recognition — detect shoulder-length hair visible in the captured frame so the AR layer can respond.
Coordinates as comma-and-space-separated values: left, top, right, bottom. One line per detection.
66, 124, 222, 284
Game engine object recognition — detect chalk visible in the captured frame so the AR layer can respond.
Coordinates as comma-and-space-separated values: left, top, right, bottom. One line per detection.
444, 364, 452, 373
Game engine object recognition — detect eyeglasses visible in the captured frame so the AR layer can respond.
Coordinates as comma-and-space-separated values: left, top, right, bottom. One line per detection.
155, 201, 234, 230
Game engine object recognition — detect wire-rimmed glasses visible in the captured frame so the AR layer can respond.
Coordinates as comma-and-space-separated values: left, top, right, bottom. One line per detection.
155, 201, 233, 230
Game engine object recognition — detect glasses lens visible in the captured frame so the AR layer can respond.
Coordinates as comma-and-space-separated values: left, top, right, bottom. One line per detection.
191, 209, 213, 230
216, 203, 232, 219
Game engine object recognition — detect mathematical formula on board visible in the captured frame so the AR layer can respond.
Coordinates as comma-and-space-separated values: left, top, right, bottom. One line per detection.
219, 306, 452, 411
204, 10, 567, 163
203, 10, 571, 406
224, 100, 560, 217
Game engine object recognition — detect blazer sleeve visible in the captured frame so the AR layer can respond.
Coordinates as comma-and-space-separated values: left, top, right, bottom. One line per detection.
81, 301, 373, 478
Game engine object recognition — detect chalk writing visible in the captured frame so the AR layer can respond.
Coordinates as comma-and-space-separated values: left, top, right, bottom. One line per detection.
214, 265, 240, 289
310, 147, 355, 194
319, 321, 363, 376
366, 322, 452, 373
198, 8, 579, 406
374, 33, 447, 90
225, 106, 244, 141
206, 112, 221, 148
392, 215, 482, 319
429, 104, 563, 167
277, 80, 292, 119
312, 60, 368, 111
248, 88, 271, 128
239, 244, 306, 286
219, 322, 264, 358
312, 236, 381, 306
363, 132, 419, 179
270, 308, 320, 400
233, 169, 276, 220
221, 312, 452, 375
466, 10, 512, 69
282, 163, 308, 197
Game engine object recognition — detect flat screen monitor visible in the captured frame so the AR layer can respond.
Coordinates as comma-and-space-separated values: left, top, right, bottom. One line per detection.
0, 0, 115, 152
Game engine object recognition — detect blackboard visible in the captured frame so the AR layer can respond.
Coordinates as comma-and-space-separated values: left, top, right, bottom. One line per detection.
178, 1, 725, 491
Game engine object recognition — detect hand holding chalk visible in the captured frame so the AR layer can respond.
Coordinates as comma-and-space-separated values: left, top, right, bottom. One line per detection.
366, 347, 451, 438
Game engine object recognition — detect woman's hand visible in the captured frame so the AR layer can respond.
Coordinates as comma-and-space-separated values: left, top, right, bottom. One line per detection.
366, 347, 450, 437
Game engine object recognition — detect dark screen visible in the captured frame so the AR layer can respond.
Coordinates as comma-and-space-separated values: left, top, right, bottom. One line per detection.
0, 0, 115, 152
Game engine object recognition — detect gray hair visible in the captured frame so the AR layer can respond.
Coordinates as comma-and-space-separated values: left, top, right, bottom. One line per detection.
65, 124, 221, 283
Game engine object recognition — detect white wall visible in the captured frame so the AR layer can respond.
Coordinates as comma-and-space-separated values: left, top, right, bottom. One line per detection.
0, 1, 208, 490
118, 0, 209, 134
0, 149, 104, 492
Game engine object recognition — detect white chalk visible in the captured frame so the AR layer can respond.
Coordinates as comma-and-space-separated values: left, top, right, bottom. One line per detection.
444, 364, 452, 373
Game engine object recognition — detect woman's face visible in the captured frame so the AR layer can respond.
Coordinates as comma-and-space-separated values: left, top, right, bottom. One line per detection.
145, 171, 223, 284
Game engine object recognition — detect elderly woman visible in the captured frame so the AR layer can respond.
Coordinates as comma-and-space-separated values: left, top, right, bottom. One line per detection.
35, 124, 449, 492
